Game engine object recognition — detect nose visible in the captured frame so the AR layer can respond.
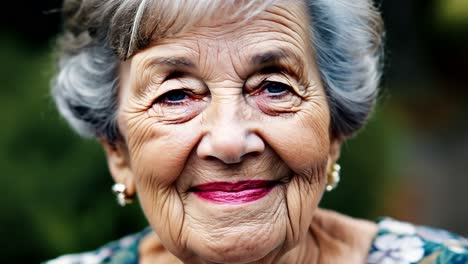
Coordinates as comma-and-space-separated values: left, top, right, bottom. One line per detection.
196, 103, 265, 164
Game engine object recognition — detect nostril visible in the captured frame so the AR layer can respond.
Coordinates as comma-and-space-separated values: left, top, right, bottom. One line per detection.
222, 156, 243, 164
242, 151, 261, 160
204, 151, 260, 165
204, 155, 221, 163
196, 138, 242, 164
196, 129, 265, 164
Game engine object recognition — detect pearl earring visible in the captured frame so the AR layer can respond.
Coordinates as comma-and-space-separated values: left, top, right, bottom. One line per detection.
112, 183, 134, 206
326, 164, 341, 192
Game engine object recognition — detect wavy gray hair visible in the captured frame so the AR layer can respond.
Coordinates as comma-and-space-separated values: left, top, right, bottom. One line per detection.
53, 0, 384, 143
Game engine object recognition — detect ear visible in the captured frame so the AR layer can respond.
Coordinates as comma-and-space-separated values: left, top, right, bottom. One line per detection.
100, 139, 136, 196
327, 138, 343, 172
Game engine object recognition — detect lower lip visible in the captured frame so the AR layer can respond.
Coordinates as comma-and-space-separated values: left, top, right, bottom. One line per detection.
191, 180, 277, 204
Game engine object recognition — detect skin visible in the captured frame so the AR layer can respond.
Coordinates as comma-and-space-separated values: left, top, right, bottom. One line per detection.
102, 1, 377, 263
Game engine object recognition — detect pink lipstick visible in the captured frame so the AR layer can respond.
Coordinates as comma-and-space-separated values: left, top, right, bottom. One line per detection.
190, 180, 278, 204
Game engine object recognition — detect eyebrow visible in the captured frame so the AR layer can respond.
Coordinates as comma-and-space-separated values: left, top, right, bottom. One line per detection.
251, 50, 284, 65
134, 48, 305, 96
133, 56, 196, 96
249, 48, 305, 79
146, 56, 195, 69
250, 48, 300, 66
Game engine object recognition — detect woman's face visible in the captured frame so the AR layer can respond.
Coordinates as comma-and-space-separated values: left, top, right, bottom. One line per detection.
109, 1, 339, 263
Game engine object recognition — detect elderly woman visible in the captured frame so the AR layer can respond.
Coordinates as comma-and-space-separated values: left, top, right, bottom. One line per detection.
46, 0, 467, 263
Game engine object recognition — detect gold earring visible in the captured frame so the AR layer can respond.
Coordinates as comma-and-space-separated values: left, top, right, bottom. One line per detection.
326, 163, 341, 192
112, 183, 134, 206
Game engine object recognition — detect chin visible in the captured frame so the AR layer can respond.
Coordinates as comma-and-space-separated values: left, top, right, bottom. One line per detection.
189, 225, 285, 264
183, 188, 289, 263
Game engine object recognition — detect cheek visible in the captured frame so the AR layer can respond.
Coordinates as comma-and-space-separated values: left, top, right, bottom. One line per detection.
260, 107, 331, 174
259, 101, 331, 245
125, 115, 202, 188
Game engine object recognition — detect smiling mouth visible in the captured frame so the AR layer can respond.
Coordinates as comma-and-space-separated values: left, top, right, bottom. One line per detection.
189, 180, 280, 204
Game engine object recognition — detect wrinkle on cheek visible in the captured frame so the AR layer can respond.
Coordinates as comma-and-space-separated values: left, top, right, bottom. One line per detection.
299, 157, 328, 186
284, 160, 327, 243
123, 114, 155, 160
298, 113, 331, 162
261, 99, 330, 178
140, 184, 187, 249
296, 103, 329, 130
299, 89, 331, 136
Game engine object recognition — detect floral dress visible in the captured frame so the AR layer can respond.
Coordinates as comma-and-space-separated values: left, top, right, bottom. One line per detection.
367, 218, 468, 264
44, 218, 468, 264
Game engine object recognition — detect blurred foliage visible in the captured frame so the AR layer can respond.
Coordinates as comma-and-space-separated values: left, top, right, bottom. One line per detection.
1, 0, 467, 263
0, 36, 147, 263
436, 0, 468, 27
321, 103, 409, 219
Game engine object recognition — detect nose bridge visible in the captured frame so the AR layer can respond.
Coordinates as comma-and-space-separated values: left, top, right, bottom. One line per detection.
207, 93, 247, 153
209, 93, 244, 132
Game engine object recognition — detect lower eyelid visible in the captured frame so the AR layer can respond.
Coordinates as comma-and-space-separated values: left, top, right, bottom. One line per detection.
160, 100, 188, 106
267, 92, 288, 98
264, 86, 291, 96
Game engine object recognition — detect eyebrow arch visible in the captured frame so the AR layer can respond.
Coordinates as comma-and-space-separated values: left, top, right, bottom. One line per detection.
134, 56, 196, 97
145, 56, 195, 69
249, 48, 305, 79
250, 48, 299, 66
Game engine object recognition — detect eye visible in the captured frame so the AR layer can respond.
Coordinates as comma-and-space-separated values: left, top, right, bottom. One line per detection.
262, 81, 291, 95
247, 77, 301, 116
157, 89, 189, 104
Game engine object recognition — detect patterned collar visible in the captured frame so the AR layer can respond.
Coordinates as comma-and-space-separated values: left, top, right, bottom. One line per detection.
45, 218, 467, 264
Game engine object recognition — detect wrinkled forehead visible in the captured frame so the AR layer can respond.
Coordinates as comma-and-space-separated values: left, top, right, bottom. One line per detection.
123, 0, 314, 86
118, 0, 305, 59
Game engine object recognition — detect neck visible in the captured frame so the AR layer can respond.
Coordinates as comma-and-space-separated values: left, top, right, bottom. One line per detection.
182, 238, 317, 264
276, 229, 320, 264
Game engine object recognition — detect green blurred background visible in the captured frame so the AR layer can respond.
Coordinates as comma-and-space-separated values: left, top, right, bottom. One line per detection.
1, 0, 467, 263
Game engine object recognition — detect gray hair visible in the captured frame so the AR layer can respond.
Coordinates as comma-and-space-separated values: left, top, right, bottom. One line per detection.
53, 0, 384, 143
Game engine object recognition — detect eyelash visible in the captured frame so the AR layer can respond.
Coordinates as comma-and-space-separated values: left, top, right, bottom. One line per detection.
155, 89, 192, 106
153, 79, 293, 108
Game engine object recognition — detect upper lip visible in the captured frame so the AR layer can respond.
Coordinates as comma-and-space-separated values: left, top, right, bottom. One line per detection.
190, 180, 279, 192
